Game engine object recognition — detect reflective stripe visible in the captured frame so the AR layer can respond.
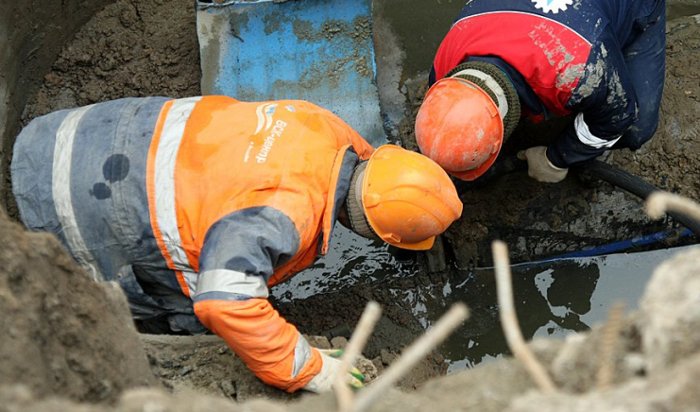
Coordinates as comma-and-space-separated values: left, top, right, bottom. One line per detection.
194, 268, 269, 300
152, 97, 202, 271
175, 270, 198, 297
451, 68, 509, 120
292, 333, 313, 378
52, 106, 101, 281
574, 113, 622, 149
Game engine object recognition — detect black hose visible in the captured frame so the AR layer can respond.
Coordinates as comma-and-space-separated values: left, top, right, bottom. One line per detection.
576, 160, 700, 237
455, 155, 700, 237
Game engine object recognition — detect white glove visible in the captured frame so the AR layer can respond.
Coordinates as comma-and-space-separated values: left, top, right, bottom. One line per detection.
517, 146, 568, 183
303, 349, 365, 393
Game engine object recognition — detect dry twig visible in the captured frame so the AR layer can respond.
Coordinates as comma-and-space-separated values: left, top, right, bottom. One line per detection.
596, 302, 626, 390
334, 301, 382, 412
352, 303, 469, 412
492, 240, 557, 393
646, 191, 700, 223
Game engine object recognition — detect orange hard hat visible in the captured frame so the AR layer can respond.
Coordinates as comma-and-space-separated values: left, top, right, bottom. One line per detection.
415, 77, 504, 181
360, 145, 463, 251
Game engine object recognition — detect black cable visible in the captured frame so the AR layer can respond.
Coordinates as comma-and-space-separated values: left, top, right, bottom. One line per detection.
576, 160, 700, 237
455, 156, 700, 237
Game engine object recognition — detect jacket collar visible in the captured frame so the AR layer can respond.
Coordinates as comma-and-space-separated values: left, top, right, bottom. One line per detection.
320, 145, 359, 254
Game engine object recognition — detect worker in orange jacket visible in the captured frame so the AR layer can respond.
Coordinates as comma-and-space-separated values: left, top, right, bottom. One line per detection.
12, 95, 462, 392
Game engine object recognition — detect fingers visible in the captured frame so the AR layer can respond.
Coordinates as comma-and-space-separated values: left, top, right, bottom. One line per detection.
317, 349, 366, 389
350, 366, 365, 383
348, 374, 365, 390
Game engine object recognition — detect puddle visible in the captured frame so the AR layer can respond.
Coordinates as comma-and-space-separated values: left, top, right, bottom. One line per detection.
399, 245, 700, 373
273, 220, 699, 372
272, 224, 421, 302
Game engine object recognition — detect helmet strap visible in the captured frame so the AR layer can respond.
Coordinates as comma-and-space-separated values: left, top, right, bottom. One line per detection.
447, 61, 521, 139
346, 161, 379, 241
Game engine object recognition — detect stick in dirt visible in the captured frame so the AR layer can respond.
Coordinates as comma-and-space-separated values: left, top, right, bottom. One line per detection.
351, 303, 469, 412
646, 191, 700, 224
334, 301, 382, 412
492, 240, 557, 393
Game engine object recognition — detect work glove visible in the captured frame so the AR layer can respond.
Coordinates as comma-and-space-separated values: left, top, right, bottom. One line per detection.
517, 146, 568, 183
303, 349, 365, 393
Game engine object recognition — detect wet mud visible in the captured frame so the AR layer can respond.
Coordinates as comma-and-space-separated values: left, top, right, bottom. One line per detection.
21, 0, 201, 122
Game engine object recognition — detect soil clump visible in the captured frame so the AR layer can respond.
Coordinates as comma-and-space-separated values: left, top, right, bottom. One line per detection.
0, 209, 157, 402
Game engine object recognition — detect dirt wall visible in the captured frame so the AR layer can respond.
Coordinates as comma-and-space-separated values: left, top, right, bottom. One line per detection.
0, 0, 115, 215
0, 210, 157, 402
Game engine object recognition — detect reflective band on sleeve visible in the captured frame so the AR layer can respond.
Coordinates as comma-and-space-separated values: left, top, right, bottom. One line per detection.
52, 106, 102, 281
179, 270, 199, 297
451, 68, 508, 120
193, 269, 269, 301
152, 97, 202, 272
575, 113, 622, 149
292, 333, 313, 378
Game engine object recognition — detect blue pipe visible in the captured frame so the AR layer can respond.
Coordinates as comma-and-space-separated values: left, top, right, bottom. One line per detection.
530, 227, 694, 264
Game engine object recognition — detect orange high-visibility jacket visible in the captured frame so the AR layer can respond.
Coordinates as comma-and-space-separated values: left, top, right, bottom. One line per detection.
11, 95, 374, 392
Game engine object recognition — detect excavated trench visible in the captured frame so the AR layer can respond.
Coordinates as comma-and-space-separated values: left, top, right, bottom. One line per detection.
2, 0, 700, 404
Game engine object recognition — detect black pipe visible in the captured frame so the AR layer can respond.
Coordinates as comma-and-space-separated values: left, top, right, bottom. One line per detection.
455, 155, 700, 237
576, 160, 700, 237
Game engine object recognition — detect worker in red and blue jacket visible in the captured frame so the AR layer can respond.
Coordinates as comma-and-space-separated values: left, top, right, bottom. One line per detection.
415, 0, 666, 183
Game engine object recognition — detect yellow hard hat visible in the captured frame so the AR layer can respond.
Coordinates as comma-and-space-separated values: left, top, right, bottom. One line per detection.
359, 145, 463, 251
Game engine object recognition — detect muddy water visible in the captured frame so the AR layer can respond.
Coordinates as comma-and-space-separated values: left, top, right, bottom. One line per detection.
272, 225, 421, 302
275, 243, 700, 371
400, 245, 700, 372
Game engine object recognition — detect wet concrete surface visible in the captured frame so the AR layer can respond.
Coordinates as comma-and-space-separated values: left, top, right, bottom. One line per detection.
373, 0, 464, 81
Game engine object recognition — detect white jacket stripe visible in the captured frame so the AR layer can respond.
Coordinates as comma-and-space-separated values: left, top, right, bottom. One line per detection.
575, 113, 622, 149
195, 269, 269, 300
153, 97, 202, 271
52, 106, 101, 281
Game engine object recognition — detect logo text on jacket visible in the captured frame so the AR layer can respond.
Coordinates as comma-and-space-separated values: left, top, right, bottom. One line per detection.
256, 120, 287, 163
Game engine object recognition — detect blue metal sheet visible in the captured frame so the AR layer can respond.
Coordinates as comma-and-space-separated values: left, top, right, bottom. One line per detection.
196, 0, 386, 147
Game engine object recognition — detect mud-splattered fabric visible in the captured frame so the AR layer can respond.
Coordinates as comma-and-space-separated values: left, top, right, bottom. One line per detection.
11, 95, 373, 392
431, 0, 666, 167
